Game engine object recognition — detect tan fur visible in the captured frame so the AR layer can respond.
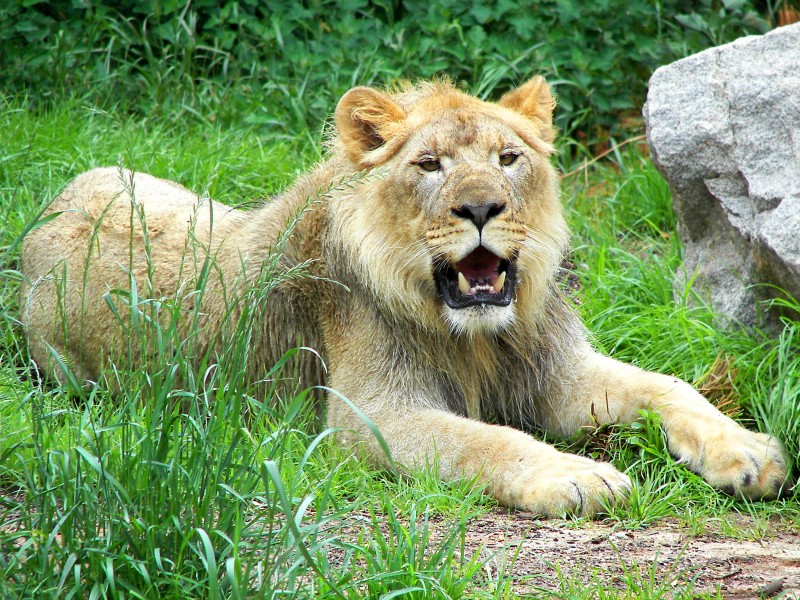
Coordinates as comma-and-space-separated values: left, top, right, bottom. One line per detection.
20, 77, 787, 516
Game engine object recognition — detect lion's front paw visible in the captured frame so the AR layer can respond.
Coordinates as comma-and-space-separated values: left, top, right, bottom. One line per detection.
669, 423, 788, 499
513, 454, 632, 518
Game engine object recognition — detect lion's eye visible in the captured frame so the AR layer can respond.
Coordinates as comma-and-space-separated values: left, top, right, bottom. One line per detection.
499, 152, 519, 167
418, 159, 441, 172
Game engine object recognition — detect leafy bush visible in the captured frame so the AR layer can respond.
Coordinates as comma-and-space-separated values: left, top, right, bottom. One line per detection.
1, 0, 772, 141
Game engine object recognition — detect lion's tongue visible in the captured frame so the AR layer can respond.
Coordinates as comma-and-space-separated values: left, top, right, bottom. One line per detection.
455, 247, 504, 295
455, 246, 501, 279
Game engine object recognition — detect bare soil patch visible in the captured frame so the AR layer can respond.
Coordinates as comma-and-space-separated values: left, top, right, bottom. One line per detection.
462, 510, 800, 597
332, 508, 799, 597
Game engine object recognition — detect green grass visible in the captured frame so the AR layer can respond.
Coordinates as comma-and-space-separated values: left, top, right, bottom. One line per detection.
1, 92, 798, 599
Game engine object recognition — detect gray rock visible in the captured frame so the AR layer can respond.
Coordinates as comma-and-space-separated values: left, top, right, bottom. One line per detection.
643, 23, 800, 329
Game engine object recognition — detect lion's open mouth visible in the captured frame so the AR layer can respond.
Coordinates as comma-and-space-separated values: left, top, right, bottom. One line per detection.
434, 246, 517, 309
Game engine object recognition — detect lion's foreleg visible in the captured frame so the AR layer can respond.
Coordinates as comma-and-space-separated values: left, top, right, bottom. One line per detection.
327, 397, 630, 517
552, 349, 788, 500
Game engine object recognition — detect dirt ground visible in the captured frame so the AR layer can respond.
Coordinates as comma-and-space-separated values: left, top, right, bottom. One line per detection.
456, 510, 800, 598
332, 508, 799, 598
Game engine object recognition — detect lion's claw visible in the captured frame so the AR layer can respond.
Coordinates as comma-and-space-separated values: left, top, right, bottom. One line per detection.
516, 454, 631, 517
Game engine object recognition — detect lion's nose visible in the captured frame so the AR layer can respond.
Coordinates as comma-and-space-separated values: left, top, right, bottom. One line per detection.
452, 202, 506, 231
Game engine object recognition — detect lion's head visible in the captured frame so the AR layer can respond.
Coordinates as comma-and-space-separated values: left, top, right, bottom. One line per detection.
330, 76, 568, 336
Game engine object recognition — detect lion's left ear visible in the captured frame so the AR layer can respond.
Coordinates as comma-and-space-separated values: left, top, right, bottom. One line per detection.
335, 87, 408, 167
498, 76, 556, 143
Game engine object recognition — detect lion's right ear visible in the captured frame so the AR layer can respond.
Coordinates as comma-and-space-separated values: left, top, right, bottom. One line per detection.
335, 87, 407, 167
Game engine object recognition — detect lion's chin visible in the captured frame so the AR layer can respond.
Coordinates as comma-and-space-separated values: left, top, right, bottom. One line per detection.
443, 303, 516, 336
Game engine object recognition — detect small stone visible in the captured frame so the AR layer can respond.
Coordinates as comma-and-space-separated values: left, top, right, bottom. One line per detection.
757, 577, 784, 598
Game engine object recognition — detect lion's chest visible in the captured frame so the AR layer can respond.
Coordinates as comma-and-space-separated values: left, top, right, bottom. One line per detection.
435, 335, 549, 429
448, 339, 499, 420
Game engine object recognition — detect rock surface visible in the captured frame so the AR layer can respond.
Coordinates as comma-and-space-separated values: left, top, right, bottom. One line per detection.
643, 23, 800, 328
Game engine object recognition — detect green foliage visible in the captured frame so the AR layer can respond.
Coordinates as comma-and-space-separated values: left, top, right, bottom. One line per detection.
0, 0, 773, 141
317, 499, 501, 599
748, 311, 800, 469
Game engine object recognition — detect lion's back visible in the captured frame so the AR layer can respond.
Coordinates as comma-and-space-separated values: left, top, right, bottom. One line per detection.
19, 167, 246, 382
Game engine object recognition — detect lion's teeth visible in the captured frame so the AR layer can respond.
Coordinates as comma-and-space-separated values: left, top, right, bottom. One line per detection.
458, 272, 471, 295
494, 271, 506, 292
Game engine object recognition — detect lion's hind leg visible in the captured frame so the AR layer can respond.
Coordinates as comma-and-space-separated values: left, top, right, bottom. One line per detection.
20, 266, 99, 385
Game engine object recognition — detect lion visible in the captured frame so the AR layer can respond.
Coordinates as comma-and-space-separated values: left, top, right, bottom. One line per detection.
19, 76, 788, 517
